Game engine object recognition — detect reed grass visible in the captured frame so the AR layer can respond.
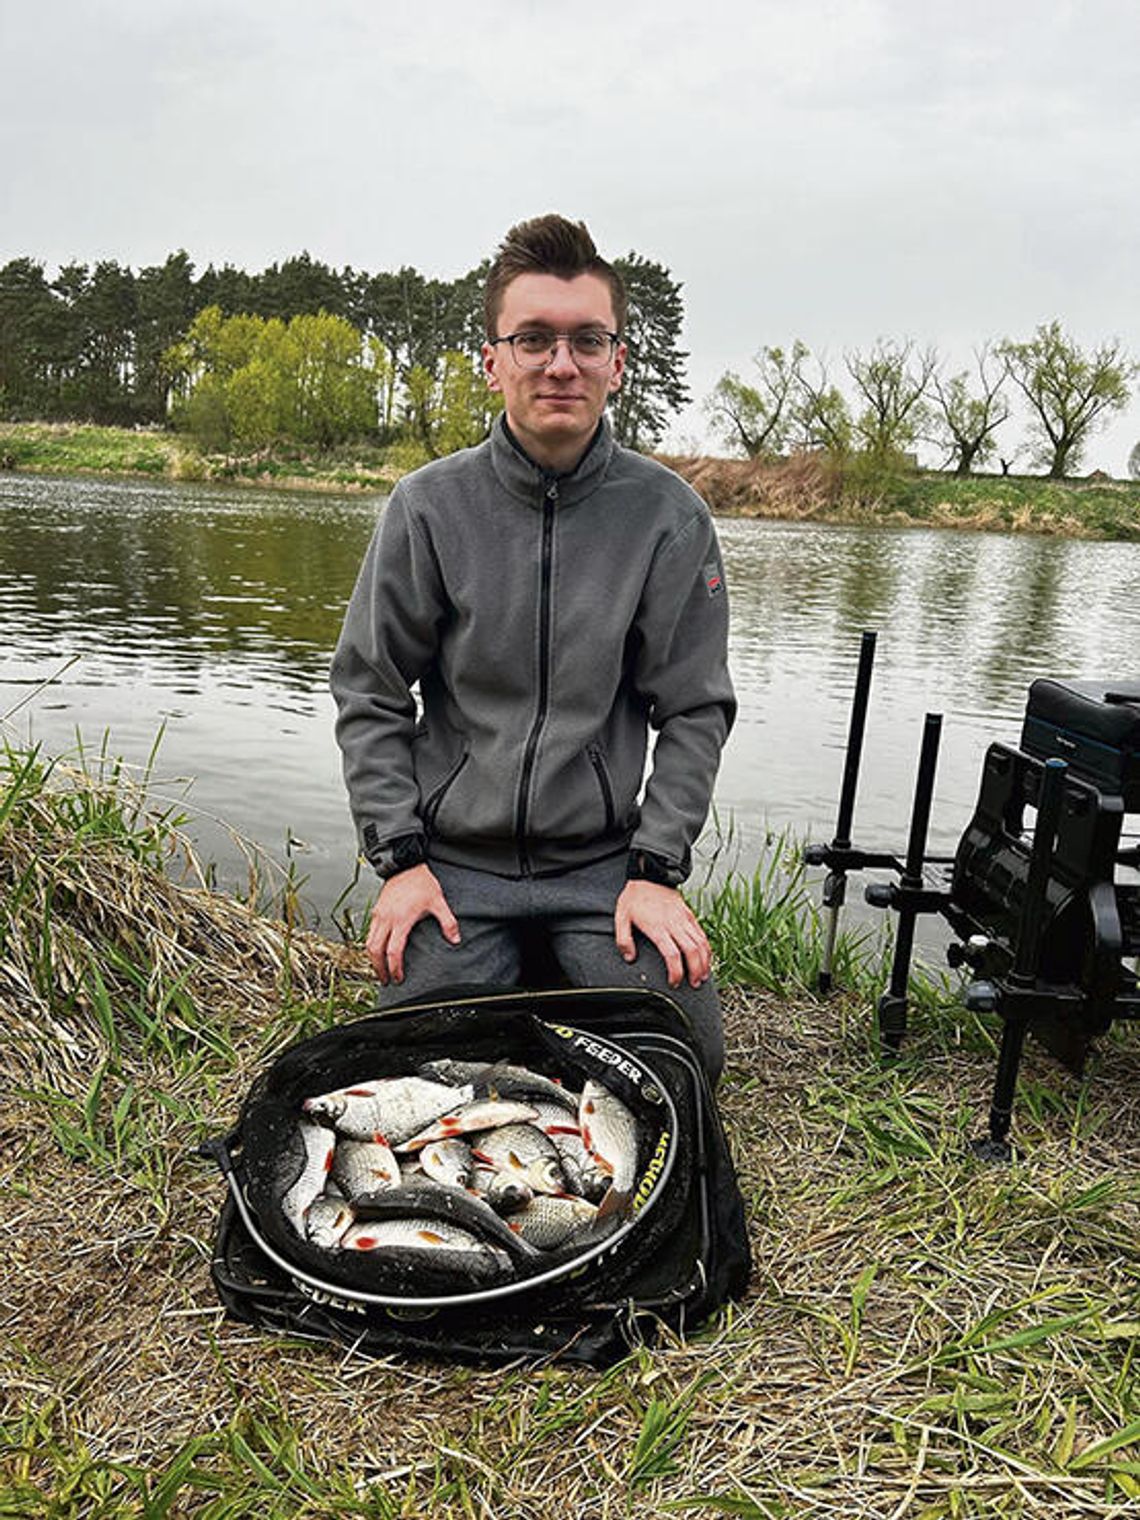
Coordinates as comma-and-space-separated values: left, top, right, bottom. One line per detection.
1, 748, 1138, 1517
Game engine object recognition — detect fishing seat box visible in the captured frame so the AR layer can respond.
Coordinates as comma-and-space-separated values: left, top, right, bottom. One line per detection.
202, 986, 751, 1369
1020, 678, 1140, 810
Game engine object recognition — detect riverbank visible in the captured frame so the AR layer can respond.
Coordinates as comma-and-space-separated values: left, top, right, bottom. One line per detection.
4, 419, 1140, 537
662, 451, 1140, 540
3, 750, 1139, 1515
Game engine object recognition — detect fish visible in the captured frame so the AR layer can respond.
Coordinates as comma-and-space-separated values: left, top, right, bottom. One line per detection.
340, 1218, 512, 1280
579, 1079, 639, 1194
419, 1138, 476, 1190
331, 1135, 401, 1200
280, 1120, 336, 1236
474, 1061, 579, 1112
351, 1180, 540, 1263
508, 1194, 601, 1250
524, 1100, 610, 1201
471, 1124, 566, 1196
396, 1098, 538, 1153
420, 1058, 578, 1111
305, 1193, 355, 1250
302, 1077, 472, 1144
472, 1165, 533, 1214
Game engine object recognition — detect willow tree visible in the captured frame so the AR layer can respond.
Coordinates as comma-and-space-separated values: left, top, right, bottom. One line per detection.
999, 322, 1137, 477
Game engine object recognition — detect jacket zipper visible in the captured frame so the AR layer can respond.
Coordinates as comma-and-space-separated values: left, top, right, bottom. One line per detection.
515, 477, 558, 874
587, 744, 617, 832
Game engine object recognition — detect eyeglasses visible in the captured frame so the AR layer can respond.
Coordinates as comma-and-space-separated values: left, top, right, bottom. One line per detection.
489, 328, 621, 370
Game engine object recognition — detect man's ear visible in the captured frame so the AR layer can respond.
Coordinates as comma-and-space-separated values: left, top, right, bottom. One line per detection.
482, 343, 501, 392
608, 341, 627, 394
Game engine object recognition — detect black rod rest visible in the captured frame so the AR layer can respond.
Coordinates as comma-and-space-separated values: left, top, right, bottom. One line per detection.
806, 638, 1140, 1158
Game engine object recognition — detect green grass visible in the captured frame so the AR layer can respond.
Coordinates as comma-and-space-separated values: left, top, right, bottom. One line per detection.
1, 746, 1139, 1517
0, 420, 177, 476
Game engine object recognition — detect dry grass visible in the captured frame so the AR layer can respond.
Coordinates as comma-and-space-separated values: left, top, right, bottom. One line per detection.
2, 758, 1139, 1517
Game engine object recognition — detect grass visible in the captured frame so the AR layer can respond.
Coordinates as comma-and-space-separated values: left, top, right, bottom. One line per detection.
0, 421, 404, 494
7, 420, 1140, 537
1, 746, 1139, 1517
663, 453, 1140, 542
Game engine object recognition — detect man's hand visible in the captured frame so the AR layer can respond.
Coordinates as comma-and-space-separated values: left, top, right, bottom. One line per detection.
614, 879, 711, 990
367, 864, 460, 985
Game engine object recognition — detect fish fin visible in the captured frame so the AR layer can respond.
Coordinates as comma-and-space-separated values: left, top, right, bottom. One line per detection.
596, 1186, 631, 1221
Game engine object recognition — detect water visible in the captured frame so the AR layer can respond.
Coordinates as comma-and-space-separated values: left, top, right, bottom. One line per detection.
2, 471, 1138, 934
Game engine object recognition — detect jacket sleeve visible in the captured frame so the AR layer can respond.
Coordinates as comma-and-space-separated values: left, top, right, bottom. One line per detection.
628, 508, 736, 881
329, 486, 448, 873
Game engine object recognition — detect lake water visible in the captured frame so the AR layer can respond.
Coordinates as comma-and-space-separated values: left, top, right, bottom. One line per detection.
2, 471, 1138, 936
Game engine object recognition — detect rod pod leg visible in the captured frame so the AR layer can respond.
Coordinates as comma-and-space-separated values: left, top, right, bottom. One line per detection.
819, 630, 877, 995
969, 1012, 1027, 1163
968, 758, 1067, 1163
877, 713, 943, 1055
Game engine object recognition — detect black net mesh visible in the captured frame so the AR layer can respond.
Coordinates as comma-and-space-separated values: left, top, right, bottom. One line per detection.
234, 1004, 685, 1302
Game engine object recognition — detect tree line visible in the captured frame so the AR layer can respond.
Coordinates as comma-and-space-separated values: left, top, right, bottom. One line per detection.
0, 249, 690, 454
706, 328, 1139, 479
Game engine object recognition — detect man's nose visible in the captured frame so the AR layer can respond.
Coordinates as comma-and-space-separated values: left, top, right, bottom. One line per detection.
544, 338, 580, 375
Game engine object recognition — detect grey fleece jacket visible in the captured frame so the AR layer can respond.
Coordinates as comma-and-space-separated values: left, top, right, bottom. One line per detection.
330, 415, 735, 882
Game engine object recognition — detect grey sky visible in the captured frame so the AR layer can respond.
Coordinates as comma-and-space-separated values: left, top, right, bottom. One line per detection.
2, 0, 1137, 469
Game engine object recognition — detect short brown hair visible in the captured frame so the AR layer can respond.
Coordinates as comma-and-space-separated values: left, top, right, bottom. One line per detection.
483, 214, 627, 339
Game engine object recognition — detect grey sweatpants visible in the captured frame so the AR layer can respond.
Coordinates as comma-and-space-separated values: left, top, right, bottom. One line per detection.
373, 854, 724, 1084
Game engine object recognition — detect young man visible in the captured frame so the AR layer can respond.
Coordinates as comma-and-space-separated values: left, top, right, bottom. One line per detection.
331, 215, 735, 1080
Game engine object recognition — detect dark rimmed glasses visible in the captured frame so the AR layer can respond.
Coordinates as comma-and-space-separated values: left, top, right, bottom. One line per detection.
489, 327, 621, 370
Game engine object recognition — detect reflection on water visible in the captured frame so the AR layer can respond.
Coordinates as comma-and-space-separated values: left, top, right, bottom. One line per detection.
2, 473, 1138, 927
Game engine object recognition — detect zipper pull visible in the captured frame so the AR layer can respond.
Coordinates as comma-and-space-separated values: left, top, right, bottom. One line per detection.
543, 475, 559, 505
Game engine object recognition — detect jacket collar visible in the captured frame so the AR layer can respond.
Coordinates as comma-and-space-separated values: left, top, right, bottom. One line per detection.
490, 413, 615, 506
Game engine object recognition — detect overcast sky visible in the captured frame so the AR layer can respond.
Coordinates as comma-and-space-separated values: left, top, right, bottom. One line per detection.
2, 0, 1137, 470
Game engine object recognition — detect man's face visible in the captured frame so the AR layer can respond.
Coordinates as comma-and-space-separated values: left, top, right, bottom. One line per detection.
482, 272, 625, 468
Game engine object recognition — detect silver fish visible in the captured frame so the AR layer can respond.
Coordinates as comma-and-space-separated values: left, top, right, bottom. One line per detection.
509, 1194, 600, 1250
331, 1135, 401, 1200
472, 1165, 533, 1214
351, 1180, 539, 1262
471, 1124, 566, 1196
525, 1100, 609, 1201
305, 1193, 355, 1249
475, 1061, 579, 1112
340, 1218, 513, 1280
280, 1120, 336, 1236
579, 1079, 639, 1194
419, 1138, 475, 1190
421, 1059, 578, 1111
396, 1098, 538, 1153
302, 1077, 472, 1144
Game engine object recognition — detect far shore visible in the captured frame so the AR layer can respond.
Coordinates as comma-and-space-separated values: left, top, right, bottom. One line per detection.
3, 419, 1139, 540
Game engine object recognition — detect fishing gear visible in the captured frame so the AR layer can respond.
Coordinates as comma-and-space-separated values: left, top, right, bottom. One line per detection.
807, 640, 1140, 1158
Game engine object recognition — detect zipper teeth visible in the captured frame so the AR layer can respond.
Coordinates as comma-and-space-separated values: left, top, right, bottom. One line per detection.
515, 481, 557, 874
588, 746, 617, 831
